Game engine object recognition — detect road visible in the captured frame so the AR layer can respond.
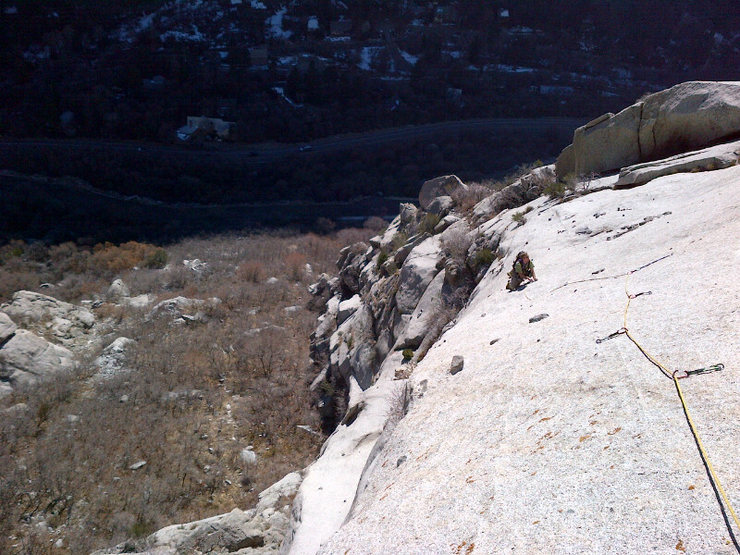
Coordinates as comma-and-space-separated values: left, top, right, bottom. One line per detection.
0, 117, 585, 165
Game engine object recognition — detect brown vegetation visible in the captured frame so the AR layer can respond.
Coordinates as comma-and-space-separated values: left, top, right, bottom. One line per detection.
0, 227, 374, 553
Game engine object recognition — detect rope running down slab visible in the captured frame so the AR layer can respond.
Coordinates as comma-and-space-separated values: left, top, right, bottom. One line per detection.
621, 273, 740, 550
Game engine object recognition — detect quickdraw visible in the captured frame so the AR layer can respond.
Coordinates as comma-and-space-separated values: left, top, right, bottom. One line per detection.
675, 363, 725, 380
596, 328, 627, 344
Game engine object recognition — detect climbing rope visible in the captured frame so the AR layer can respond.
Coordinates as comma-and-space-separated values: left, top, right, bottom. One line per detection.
619, 273, 740, 547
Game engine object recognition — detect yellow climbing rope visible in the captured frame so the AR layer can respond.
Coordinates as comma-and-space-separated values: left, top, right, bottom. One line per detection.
621, 274, 740, 537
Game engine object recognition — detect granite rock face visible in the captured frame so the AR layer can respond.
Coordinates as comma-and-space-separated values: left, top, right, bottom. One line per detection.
0, 312, 17, 343
557, 80, 740, 179
1, 290, 96, 349
0, 329, 76, 388
615, 139, 740, 188
94, 472, 303, 555
317, 163, 740, 555
418, 175, 468, 210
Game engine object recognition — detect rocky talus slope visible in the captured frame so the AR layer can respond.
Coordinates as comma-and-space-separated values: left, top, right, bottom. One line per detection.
284, 82, 740, 554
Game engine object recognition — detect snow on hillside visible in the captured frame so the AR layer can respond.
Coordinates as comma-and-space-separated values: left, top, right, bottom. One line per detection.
266, 8, 292, 40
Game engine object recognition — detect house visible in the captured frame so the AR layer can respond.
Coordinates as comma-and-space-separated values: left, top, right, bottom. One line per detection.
177, 116, 235, 141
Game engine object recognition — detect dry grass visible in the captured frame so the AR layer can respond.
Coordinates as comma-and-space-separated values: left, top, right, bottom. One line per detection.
0, 228, 374, 554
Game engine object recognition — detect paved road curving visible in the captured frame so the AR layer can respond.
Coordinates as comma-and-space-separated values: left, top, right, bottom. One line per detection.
0, 117, 584, 165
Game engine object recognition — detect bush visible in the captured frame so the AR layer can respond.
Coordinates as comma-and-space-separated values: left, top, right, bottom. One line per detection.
363, 216, 387, 232
89, 241, 168, 276
441, 226, 472, 262
512, 206, 532, 225
390, 231, 408, 252
418, 213, 441, 234
402, 349, 414, 360
237, 260, 266, 283
543, 181, 568, 198
451, 183, 493, 213
144, 248, 168, 269
473, 248, 495, 269
0, 229, 385, 553
376, 250, 389, 269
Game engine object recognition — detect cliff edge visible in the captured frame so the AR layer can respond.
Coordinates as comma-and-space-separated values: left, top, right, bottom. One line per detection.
289, 82, 740, 554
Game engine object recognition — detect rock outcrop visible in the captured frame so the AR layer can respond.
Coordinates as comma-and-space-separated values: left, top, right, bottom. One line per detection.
314, 158, 739, 555
289, 83, 740, 554
147, 296, 221, 323
615, 139, 740, 188
106, 278, 130, 300
418, 175, 467, 210
0, 329, 76, 388
93, 81, 740, 555
1, 290, 96, 349
0, 292, 99, 394
472, 164, 556, 223
94, 337, 135, 377
557, 81, 740, 179
0, 312, 17, 344
95, 472, 303, 555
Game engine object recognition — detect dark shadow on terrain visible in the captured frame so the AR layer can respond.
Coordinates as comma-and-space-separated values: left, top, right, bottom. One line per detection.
1, 174, 409, 244
1, 121, 576, 243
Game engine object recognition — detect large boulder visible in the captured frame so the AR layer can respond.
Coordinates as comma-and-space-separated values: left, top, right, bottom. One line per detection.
95, 471, 303, 555
573, 108, 642, 177
395, 236, 442, 314
0, 312, 17, 343
555, 143, 575, 179
559, 81, 740, 179
1, 290, 95, 349
337, 295, 361, 325
419, 175, 467, 211
394, 270, 445, 350
427, 195, 454, 216
0, 329, 75, 388
95, 337, 135, 377
147, 296, 220, 322
106, 278, 130, 300
640, 81, 740, 161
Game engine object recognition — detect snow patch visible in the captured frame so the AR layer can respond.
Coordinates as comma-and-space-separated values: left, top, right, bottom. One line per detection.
160, 25, 206, 43
272, 87, 303, 108
400, 51, 418, 65
358, 46, 383, 71
266, 8, 292, 40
